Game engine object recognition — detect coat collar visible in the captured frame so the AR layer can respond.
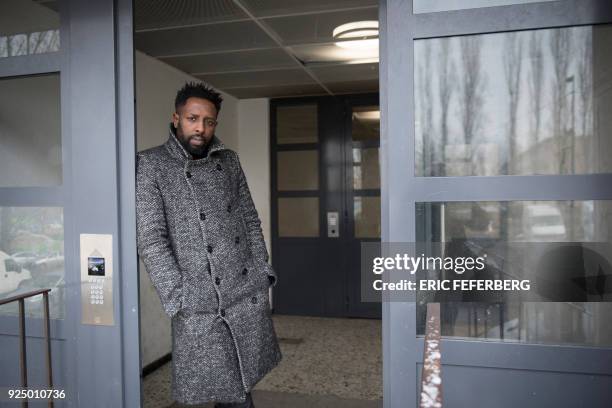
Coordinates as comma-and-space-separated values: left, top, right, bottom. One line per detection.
165, 123, 227, 162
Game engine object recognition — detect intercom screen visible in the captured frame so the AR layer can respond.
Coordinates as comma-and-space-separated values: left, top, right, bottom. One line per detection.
88, 257, 106, 276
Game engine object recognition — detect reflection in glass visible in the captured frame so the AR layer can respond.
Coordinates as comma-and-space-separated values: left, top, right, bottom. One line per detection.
0, 74, 62, 187
278, 197, 319, 237
0, 37, 6, 57
276, 105, 318, 144
353, 148, 380, 190
415, 25, 612, 176
352, 106, 380, 142
9, 34, 27, 56
354, 196, 381, 238
0, 207, 65, 320
277, 150, 319, 191
28, 30, 60, 54
416, 200, 612, 346
413, 0, 558, 14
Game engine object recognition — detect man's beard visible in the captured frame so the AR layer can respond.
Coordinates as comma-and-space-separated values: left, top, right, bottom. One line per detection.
176, 127, 209, 157
179, 136, 208, 156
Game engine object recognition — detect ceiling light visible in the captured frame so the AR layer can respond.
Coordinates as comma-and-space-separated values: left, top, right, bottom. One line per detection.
333, 21, 379, 50
353, 110, 380, 121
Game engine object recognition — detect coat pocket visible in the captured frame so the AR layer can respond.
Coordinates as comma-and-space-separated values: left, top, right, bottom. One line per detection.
182, 273, 216, 313
175, 310, 215, 337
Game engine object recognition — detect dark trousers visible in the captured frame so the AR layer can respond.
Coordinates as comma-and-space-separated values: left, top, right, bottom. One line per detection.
214, 392, 254, 408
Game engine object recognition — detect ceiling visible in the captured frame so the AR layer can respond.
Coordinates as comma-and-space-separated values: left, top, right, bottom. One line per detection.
134, 0, 379, 99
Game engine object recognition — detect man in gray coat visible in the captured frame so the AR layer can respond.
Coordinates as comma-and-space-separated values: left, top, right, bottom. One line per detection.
136, 82, 282, 407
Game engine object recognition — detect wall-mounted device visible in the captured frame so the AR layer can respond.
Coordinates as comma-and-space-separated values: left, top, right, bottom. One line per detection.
80, 234, 114, 326
327, 211, 340, 238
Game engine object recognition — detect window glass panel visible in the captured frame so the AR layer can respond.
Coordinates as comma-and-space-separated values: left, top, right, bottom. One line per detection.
414, 0, 558, 14
9, 34, 28, 56
354, 196, 380, 238
415, 25, 612, 176
0, 74, 62, 187
277, 150, 319, 191
276, 104, 318, 144
0, 207, 65, 320
353, 147, 380, 190
352, 106, 380, 142
0, 0, 60, 58
28, 29, 60, 54
278, 197, 319, 237
416, 200, 612, 346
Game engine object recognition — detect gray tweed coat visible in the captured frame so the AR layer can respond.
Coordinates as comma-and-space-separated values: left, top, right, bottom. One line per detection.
135, 125, 282, 405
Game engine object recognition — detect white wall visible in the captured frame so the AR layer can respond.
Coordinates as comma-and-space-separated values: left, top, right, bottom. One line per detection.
136, 50, 239, 367
237, 99, 272, 258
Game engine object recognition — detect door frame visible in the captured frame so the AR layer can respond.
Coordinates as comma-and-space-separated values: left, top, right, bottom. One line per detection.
380, 0, 612, 406
343, 94, 382, 318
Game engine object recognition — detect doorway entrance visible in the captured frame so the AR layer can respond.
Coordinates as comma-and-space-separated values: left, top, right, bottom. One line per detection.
271, 94, 381, 319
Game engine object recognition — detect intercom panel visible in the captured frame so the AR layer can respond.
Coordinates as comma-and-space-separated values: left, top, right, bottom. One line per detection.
80, 234, 114, 326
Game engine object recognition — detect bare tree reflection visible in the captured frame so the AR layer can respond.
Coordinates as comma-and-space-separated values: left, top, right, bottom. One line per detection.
417, 43, 435, 176
549, 29, 572, 174
577, 29, 593, 164
528, 32, 544, 169
458, 36, 485, 172
438, 38, 456, 177
503, 32, 523, 174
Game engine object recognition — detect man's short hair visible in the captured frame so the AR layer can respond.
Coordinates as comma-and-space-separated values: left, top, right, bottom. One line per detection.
175, 82, 223, 113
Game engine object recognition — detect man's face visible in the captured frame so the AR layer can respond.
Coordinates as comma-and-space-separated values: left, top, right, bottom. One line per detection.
173, 97, 218, 156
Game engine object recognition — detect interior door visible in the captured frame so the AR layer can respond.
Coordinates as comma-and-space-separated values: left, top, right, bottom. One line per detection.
271, 94, 381, 318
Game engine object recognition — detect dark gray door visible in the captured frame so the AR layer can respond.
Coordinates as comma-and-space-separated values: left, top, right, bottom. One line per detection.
0, 0, 139, 406
271, 94, 381, 318
381, 0, 612, 406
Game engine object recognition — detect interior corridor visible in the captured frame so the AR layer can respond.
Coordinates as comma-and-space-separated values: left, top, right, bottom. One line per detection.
143, 315, 383, 408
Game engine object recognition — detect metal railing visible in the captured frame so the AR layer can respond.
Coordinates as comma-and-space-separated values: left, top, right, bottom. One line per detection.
0, 289, 54, 408
419, 302, 442, 408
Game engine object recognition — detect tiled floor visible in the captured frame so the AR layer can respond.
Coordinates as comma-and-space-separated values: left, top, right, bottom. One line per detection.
143, 314, 382, 408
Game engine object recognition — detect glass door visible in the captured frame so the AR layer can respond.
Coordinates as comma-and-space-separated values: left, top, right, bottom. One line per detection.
0, 0, 69, 399
0, 0, 139, 406
381, 0, 612, 406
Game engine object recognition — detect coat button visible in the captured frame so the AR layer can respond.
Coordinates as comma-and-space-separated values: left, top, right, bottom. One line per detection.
207, 245, 213, 253
242, 268, 248, 276
235, 236, 240, 244
251, 296, 257, 304
215, 277, 221, 285
200, 212, 206, 220
220, 309, 226, 317
185, 171, 192, 178
265, 254, 269, 262
216, 163, 222, 171
227, 204, 231, 213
